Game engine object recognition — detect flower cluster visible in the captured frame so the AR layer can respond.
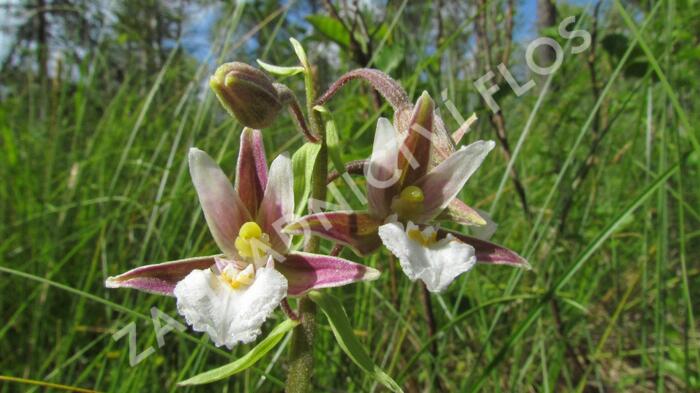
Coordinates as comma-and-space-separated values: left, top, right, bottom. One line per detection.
107, 129, 378, 348
106, 50, 528, 351
287, 91, 528, 293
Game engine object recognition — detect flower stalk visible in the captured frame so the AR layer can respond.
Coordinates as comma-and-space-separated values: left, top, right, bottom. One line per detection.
286, 47, 328, 393
276, 83, 319, 143
286, 295, 318, 393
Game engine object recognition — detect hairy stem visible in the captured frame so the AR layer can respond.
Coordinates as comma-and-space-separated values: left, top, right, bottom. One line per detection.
286, 297, 318, 393
315, 68, 411, 112
286, 64, 327, 393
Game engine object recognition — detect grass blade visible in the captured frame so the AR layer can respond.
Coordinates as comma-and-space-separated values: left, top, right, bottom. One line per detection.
613, 0, 699, 156
178, 319, 299, 386
471, 162, 679, 390
309, 291, 403, 393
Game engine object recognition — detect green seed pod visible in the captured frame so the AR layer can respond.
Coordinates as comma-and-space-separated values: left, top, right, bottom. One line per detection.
209, 62, 282, 129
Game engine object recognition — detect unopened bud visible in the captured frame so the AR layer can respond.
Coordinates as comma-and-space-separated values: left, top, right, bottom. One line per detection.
210, 62, 282, 128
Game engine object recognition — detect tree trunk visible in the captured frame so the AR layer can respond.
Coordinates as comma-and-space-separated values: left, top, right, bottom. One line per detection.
536, 0, 557, 67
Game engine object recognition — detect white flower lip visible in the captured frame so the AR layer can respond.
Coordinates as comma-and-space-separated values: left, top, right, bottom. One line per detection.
378, 221, 476, 293
173, 265, 287, 349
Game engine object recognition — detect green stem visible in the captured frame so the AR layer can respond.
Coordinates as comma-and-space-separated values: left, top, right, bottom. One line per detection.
286, 297, 317, 393
286, 65, 327, 393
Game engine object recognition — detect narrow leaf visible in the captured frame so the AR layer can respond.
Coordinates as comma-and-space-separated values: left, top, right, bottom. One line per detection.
309, 291, 403, 392
178, 319, 299, 386
306, 15, 351, 48
316, 107, 345, 174
256, 59, 304, 76
289, 38, 309, 69
326, 121, 343, 173
292, 142, 322, 216
613, 0, 699, 155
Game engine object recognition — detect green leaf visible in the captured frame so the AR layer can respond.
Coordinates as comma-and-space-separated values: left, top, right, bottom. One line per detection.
256, 59, 304, 76
306, 15, 350, 48
325, 119, 345, 174
314, 106, 345, 175
289, 38, 309, 69
292, 142, 322, 216
309, 291, 403, 393
370, 22, 390, 41
178, 319, 299, 386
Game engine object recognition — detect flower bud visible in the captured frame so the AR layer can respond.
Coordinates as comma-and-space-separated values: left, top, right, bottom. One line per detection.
210, 62, 282, 129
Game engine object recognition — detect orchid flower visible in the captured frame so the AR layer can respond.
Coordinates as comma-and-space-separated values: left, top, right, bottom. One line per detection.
286, 92, 528, 293
106, 129, 379, 348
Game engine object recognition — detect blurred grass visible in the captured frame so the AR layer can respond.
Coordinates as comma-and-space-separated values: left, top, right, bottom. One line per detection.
1, 1, 698, 392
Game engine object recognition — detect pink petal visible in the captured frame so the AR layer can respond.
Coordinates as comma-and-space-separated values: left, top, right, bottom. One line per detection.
365, 118, 401, 217
439, 229, 530, 268
276, 252, 380, 296
258, 153, 294, 254
284, 211, 383, 256
413, 140, 495, 220
235, 128, 268, 217
189, 148, 251, 258
105, 255, 218, 295
397, 91, 435, 186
